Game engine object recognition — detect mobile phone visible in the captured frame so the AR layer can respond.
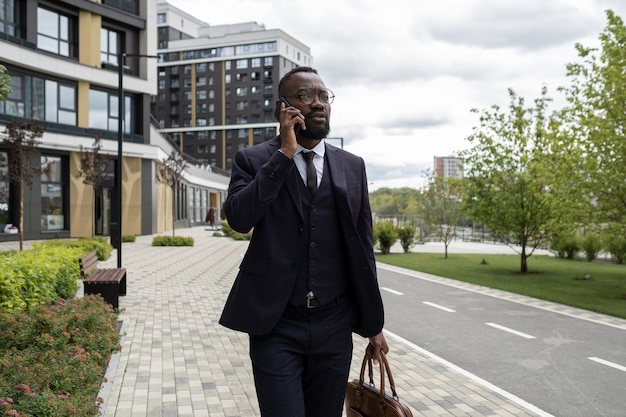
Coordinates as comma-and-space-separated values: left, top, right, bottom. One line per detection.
274, 97, 300, 134
274, 97, 291, 121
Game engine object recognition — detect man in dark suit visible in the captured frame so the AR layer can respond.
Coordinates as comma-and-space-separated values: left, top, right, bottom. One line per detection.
220, 66, 388, 417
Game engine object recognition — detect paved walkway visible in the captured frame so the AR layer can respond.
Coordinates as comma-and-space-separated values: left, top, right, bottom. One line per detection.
32, 228, 620, 417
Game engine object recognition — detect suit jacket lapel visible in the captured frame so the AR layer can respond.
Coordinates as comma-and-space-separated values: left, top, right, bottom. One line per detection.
269, 136, 304, 220
325, 144, 356, 227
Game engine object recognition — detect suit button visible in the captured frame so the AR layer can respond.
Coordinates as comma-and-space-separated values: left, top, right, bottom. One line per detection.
298, 227, 303, 233
310, 242, 316, 248
269, 172, 275, 178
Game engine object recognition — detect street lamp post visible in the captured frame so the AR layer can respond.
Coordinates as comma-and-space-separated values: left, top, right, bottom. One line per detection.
113, 52, 157, 268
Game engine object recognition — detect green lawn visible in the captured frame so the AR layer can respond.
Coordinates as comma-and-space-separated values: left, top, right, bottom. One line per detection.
375, 252, 626, 320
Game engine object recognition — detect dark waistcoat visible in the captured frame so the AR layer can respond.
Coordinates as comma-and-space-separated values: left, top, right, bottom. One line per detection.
288, 159, 349, 307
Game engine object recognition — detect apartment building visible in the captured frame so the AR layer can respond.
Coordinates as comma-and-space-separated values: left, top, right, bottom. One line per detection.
434, 156, 464, 179
154, 0, 313, 170
0, 0, 228, 244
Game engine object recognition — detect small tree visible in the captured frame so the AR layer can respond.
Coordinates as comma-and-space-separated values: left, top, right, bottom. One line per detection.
0, 64, 11, 102
581, 232, 603, 262
396, 224, 417, 253
374, 221, 397, 255
421, 176, 464, 259
156, 151, 187, 236
1, 122, 45, 250
77, 135, 111, 237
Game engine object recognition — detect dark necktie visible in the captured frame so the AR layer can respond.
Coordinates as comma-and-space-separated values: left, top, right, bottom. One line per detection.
302, 152, 317, 195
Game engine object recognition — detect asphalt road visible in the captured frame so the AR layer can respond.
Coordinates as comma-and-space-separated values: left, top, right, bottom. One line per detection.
376, 263, 626, 417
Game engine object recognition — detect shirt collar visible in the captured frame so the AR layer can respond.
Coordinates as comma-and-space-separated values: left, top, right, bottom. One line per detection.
297, 139, 326, 158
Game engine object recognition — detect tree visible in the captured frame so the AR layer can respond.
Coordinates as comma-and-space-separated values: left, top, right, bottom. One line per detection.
76, 135, 111, 237
460, 87, 575, 273
0, 64, 11, 102
421, 176, 464, 259
374, 221, 397, 255
156, 151, 187, 236
1, 122, 45, 250
560, 10, 626, 247
369, 187, 420, 216
396, 224, 417, 253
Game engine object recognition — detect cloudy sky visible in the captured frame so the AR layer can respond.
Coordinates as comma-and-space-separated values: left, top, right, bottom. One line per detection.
169, 0, 626, 190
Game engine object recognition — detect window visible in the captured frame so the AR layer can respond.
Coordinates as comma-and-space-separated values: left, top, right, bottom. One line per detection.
1, 74, 24, 116
0, 0, 20, 37
0, 74, 76, 125
101, 28, 120, 65
264, 57, 273, 67
37, 7, 76, 57
41, 156, 65, 231
0, 151, 9, 226
251, 58, 261, 68
89, 89, 132, 133
157, 13, 166, 24
236, 59, 248, 69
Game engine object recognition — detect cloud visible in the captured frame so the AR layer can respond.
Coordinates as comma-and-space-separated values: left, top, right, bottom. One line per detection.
168, 0, 626, 189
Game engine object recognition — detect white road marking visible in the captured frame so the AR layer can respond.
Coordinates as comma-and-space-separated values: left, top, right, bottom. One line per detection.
588, 357, 626, 373
423, 301, 456, 313
384, 330, 555, 417
380, 287, 404, 295
485, 322, 536, 339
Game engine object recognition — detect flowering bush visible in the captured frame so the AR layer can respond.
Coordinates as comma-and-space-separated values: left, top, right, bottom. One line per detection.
0, 295, 120, 417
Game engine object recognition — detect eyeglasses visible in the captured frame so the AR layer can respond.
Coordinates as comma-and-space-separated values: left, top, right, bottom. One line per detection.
287, 88, 335, 105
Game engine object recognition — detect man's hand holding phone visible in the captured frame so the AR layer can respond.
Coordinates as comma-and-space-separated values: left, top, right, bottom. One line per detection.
276, 97, 305, 158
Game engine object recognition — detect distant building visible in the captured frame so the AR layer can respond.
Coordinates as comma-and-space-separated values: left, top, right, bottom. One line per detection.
434, 156, 464, 179
154, 0, 312, 170
0, 0, 228, 244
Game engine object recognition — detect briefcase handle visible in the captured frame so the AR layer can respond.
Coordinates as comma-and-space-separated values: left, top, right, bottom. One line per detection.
357, 344, 400, 401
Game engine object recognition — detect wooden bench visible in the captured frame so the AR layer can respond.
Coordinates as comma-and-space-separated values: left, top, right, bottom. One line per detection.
79, 250, 127, 309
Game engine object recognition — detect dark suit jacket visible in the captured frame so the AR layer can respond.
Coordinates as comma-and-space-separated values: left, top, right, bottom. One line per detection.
219, 136, 384, 337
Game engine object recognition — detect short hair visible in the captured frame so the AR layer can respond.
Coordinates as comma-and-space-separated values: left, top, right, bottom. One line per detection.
278, 66, 318, 95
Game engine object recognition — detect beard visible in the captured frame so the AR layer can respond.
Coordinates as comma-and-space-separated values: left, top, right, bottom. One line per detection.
299, 112, 330, 140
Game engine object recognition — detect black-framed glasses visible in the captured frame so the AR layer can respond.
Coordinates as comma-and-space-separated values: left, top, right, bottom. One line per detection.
287, 88, 335, 105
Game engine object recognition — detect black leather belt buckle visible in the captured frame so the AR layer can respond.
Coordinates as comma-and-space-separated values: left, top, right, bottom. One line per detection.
306, 294, 321, 309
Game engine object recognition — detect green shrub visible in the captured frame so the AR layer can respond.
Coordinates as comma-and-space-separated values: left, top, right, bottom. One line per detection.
396, 224, 417, 253
603, 232, 626, 264
41, 237, 112, 261
0, 245, 83, 312
152, 235, 195, 246
0, 295, 120, 417
581, 232, 603, 262
221, 220, 252, 241
550, 231, 580, 259
122, 234, 136, 243
374, 221, 397, 255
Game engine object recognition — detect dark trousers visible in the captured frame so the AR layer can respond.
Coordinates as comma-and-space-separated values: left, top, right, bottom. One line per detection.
249, 297, 355, 417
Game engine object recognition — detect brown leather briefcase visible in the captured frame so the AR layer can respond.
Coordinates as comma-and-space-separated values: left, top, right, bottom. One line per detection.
345, 346, 413, 417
